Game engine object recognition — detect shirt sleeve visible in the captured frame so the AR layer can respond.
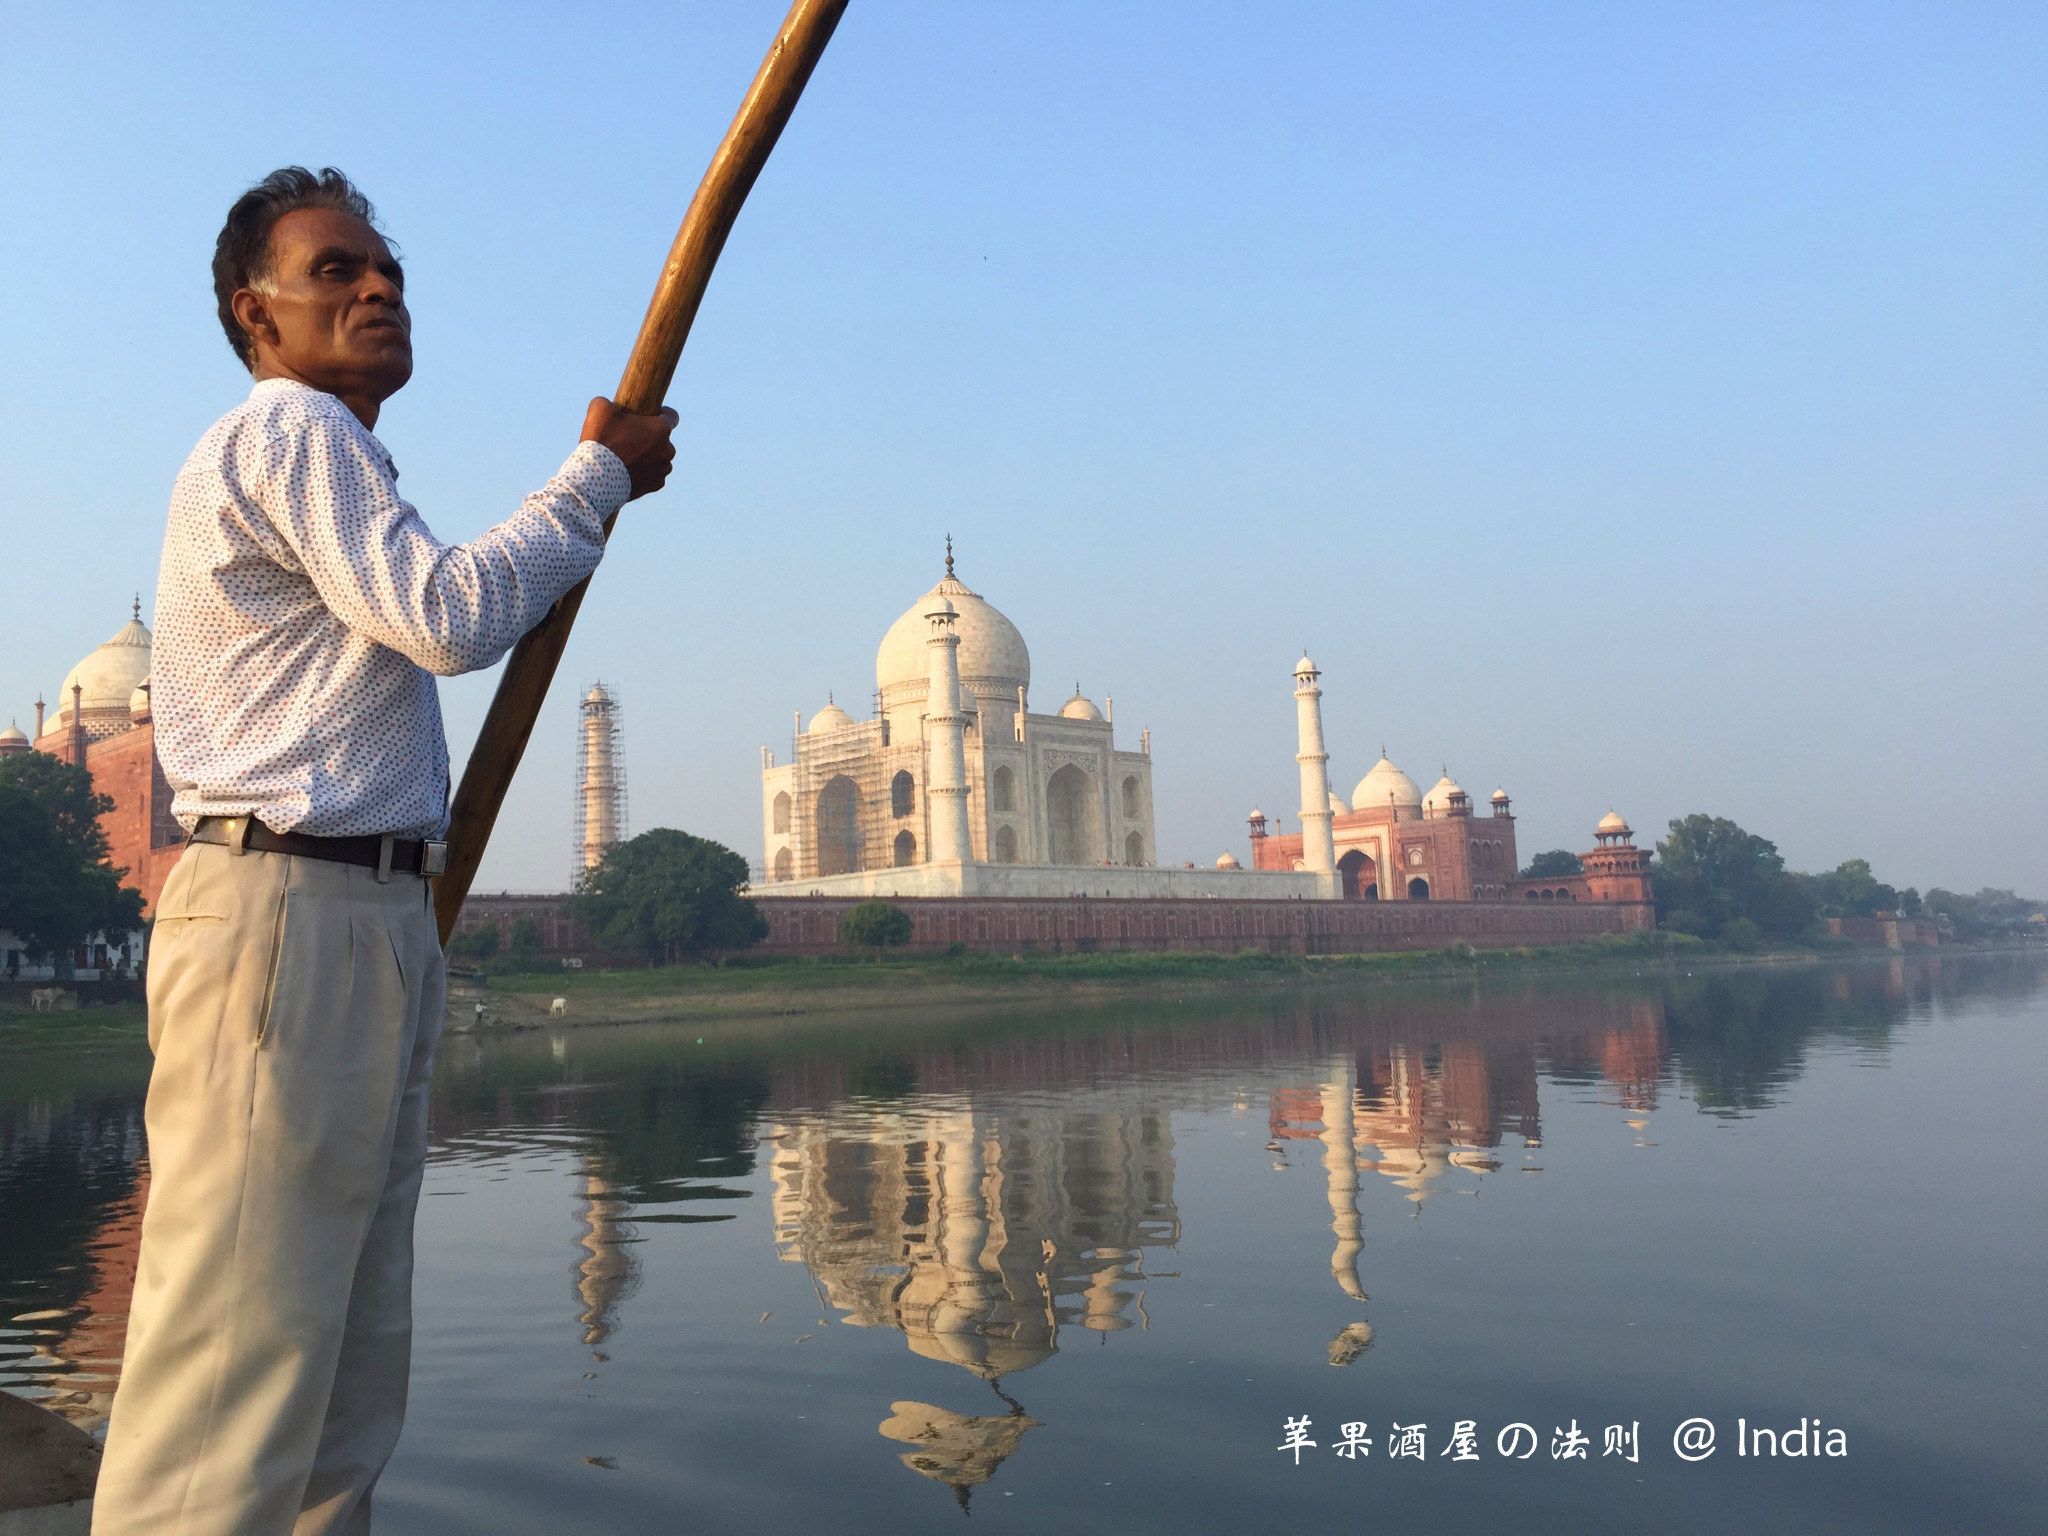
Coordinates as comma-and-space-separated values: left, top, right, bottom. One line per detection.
242, 399, 632, 677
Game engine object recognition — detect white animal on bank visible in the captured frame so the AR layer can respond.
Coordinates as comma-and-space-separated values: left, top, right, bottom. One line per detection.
550, 998, 568, 1017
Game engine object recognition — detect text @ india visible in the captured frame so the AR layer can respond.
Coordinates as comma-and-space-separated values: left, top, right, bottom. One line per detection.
1276, 1417, 1848, 1464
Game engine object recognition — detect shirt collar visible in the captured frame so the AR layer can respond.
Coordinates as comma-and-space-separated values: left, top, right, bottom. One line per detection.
248, 377, 398, 478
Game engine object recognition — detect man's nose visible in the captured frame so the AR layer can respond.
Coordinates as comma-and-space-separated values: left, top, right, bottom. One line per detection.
360, 271, 403, 305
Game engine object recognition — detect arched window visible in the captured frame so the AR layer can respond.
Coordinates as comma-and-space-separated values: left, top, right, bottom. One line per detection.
1046, 764, 1097, 866
891, 770, 915, 818
816, 776, 861, 876
992, 765, 1014, 813
1540, 889, 1555, 902
1122, 776, 1140, 817
1338, 848, 1375, 901
994, 825, 1017, 863
1407, 877, 1430, 901
1525, 889, 1540, 901
1363, 883, 1378, 901
1125, 831, 1144, 866
772, 791, 791, 834
772, 847, 793, 881
893, 830, 916, 867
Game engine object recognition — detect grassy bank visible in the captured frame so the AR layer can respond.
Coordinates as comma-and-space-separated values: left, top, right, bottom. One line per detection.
466, 929, 1765, 1029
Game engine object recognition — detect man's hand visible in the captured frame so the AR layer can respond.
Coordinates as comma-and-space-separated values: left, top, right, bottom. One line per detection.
581, 398, 680, 501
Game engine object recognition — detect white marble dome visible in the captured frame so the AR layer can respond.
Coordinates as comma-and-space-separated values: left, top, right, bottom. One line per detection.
0, 721, 27, 747
1216, 853, 1242, 869
1597, 811, 1631, 835
1422, 774, 1466, 814
1328, 790, 1350, 815
129, 677, 152, 723
877, 573, 1030, 699
1058, 691, 1103, 721
59, 610, 152, 715
1351, 756, 1422, 812
808, 700, 855, 733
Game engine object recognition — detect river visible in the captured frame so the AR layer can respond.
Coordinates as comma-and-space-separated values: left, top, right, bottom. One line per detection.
4, 954, 2044, 1533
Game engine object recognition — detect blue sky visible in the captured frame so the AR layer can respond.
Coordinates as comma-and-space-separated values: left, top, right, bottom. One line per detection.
3, 2, 2042, 893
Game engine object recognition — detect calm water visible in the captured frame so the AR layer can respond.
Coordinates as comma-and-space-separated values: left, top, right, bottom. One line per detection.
4, 956, 2045, 1534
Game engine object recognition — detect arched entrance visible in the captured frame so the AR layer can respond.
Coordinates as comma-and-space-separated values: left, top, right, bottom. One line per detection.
772, 847, 793, 881
1124, 831, 1144, 866
1407, 876, 1430, 901
993, 825, 1017, 863
1338, 848, 1376, 901
1046, 764, 1098, 866
893, 830, 916, 867
772, 792, 790, 834
816, 775, 861, 875
891, 770, 915, 818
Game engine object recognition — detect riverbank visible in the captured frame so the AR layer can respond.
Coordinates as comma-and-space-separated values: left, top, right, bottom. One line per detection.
8, 936, 2028, 1045
455, 929, 1748, 1031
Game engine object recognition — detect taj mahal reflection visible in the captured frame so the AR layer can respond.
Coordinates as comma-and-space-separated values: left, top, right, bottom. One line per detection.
762, 1095, 1177, 1502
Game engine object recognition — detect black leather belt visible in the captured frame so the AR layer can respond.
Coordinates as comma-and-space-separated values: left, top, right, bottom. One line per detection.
189, 816, 449, 881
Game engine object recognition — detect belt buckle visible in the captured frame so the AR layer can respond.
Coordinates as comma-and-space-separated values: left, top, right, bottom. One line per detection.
421, 840, 450, 878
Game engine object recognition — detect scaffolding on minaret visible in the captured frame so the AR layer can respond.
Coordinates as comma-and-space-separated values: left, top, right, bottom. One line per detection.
574, 681, 628, 886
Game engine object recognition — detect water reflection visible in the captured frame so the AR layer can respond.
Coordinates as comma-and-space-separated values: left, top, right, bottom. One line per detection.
766, 1098, 1178, 1379
2, 952, 2041, 1524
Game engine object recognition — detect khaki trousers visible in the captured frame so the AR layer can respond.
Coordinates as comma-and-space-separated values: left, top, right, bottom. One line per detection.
93, 842, 446, 1536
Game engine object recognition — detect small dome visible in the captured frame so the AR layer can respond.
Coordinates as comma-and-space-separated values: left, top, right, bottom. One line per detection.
1491, 788, 1509, 803
808, 701, 855, 733
1328, 790, 1350, 815
1597, 811, 1631, 835
0, 720, 26, 745
1248, 807, 1266, 820
1294, 653, 1318, 678
129, 677, 152, 722
1216, 853, 1242, 870
1351, 756, 1422, 812
1422, 774, 1466, 814
1058, 690, 1103, 721
583, 683, 611, 706
59, 609, 153, 717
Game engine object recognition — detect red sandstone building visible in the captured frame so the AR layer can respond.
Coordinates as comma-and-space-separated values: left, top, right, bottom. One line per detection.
1, 605, 183, 943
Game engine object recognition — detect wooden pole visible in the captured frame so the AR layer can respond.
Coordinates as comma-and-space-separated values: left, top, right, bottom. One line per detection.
434, 0, 848, 945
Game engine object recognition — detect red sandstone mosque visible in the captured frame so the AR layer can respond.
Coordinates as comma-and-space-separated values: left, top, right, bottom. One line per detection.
1242, 654, 1653, 913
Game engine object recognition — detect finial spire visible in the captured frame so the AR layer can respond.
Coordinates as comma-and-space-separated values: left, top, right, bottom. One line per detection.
944, 533, 954, 578
132, 593, 141, 621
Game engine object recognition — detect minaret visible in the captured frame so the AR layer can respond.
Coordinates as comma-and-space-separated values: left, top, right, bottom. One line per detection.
1293, 655, 1336, 875
925, 596, 974, 863
576, 683, 624, 877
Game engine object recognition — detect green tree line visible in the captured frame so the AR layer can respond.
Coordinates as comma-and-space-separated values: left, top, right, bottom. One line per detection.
1652, 813, 2040, 948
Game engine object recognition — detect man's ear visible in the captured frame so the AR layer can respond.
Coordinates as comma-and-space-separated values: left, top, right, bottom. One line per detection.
229, 289, 277, 359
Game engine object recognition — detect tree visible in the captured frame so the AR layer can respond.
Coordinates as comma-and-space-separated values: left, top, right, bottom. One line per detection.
570, 828, 767, 965
1812, 858, 1905, 919
0, 751, 114, 863
0, 765, 144, 966
447, 923, 500, 963
1520, 849, 1583, 879
1653, 814, 1817, 944
1924, 887, 2043, 942
839, 900, 913, 958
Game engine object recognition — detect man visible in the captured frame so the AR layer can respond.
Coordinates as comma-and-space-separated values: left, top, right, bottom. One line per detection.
92, 167, 677, 1536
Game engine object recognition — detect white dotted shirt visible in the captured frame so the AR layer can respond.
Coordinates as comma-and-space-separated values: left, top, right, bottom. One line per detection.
154, 378, 630, 840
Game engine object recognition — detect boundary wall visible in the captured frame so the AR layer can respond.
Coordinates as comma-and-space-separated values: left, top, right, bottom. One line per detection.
749, 894, 1654, 958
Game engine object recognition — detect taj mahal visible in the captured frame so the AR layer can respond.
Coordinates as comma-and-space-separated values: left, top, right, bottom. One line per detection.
759, 547, 1650, 914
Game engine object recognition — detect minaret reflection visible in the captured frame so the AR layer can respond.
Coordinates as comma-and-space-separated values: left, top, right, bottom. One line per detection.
572, 1168, 639, 1350
1318, 1057, 1368, 1302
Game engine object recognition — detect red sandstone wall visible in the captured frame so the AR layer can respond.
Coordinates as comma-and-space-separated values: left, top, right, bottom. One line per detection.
746, 893, 1653, 957
85, 728, 183, 917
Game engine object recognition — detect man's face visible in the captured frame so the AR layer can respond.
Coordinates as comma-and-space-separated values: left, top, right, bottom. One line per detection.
235, 207, 412, 402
